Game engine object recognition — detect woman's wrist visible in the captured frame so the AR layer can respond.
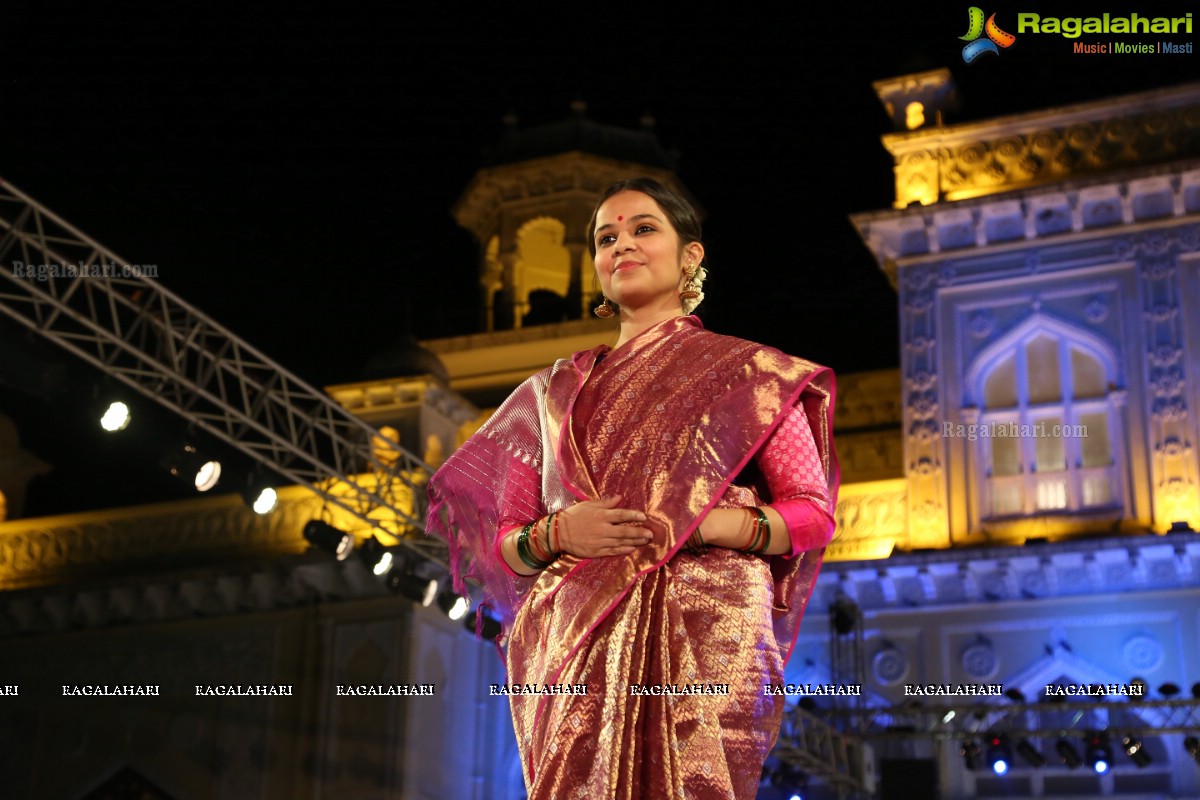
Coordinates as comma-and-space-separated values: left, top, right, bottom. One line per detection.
503, 513, 563, 575
697, 506, 789, 555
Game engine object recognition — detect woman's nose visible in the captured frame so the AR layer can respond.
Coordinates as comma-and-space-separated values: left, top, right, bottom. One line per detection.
613, 230, 636, 251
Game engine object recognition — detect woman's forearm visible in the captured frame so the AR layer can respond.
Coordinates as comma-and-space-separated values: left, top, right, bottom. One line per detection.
698, 506, 791, 555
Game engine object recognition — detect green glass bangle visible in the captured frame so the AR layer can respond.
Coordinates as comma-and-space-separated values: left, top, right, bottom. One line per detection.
752, 507, 771, 554
517, 522, 551, 570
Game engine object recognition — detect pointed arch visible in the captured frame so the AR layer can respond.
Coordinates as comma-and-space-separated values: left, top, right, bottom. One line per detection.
963, 311, 1124, 520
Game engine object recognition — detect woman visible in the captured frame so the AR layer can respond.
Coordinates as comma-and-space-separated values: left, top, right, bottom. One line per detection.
426, 177, 838, 799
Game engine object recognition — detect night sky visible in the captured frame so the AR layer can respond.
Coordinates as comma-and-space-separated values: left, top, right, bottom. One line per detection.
3, 1, 1199, 516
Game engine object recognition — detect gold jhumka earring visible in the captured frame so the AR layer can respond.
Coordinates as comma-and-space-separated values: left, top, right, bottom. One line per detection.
593, 296, 615, 318
679, 263, 701, 304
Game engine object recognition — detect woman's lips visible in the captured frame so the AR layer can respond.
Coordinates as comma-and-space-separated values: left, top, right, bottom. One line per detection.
614, 260, 641, 272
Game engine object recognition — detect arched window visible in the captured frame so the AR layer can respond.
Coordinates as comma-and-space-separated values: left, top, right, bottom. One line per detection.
514, 217, 570, 326
968, 317, 1120, 519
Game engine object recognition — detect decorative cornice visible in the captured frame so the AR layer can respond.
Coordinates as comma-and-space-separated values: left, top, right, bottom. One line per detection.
452, 152, 683, 242
0, 487, 321, 592
880, 81, 1200, 207
325, 375, 480, 429
852, 161, 1200, 288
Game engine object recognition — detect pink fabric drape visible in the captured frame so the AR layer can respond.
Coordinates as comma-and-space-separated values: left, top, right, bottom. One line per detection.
426, 316, 838, 798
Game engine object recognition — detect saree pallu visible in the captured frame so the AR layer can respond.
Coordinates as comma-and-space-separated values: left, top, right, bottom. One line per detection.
426, 316, 837, 799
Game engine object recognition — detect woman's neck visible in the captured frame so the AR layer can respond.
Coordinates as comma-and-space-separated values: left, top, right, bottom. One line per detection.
613, 307, 685, 349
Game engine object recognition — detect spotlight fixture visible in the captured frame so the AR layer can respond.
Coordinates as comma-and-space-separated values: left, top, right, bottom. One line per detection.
358, 534, 393, 576
768, 761, 806, 798
302, 520, 353, 560
1121, 735, 1152, 768
464, 609, 502, 642
830, 597, 859, 635
1184, 736, 1200, 765
1158, 682, 1181, 698
961, 739, 983, 771
98, 399, 132, 432
437, 589, 471, 621
986, 734, 1014, 775
162, 442, 222, 492
1004, 687, 1026, 703
1192, 682, 1200, 700
1056, 738, 1082, 769
1085, 732, 1112, 774
1016, 738, 1046, 768
240, 471, 278, 515
385, 568, 438, 607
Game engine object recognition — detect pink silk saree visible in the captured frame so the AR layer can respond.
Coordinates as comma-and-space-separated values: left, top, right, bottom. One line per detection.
427, 316, 838, 799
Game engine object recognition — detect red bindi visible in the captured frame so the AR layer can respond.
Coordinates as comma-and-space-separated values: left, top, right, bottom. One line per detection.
617, 215, 623, 221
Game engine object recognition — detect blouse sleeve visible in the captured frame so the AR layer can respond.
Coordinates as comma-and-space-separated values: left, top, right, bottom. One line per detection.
493, 458, 545, 579
757, 403, 836, 558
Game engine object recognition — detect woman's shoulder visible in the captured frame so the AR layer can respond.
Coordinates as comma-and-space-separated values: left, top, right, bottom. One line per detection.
690, 324, 833, 381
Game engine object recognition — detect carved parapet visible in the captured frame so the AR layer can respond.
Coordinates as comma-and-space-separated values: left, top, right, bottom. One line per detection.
0, 475, 425, 592
0, 487, 324, 591
881, 82, 1200, 208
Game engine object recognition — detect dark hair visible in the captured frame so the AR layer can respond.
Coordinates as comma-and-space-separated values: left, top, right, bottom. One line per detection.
585, 177, 703, 259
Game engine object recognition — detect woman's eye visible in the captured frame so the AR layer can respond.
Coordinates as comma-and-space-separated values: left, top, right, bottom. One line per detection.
598, 234, 616, 246
636, 224, 655, 234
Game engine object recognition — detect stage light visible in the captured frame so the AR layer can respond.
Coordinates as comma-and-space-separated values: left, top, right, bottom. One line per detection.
1192, 682, 1200, 699
1004, 687, 1026, 703
1016, 738, 1046, 768
303, 520, 353, 560
767, 762, 806, 797
464, 609, 502, 641
1184, 736, 1200, 764
986, 735, 1013, 775
830, 597, 858, 635
385, 569, 438, 607
1121, 735, 1152, 768
437, 590, 471, 621
240, 471, 278, 514
1086, 732, 1112, 774
98, 400, 131, 432
358, 534, 393, 576
1158, 682, 1181, 698
961, 739, 982, 770
1056, 739, 1082, 769
162, 442, 222, 491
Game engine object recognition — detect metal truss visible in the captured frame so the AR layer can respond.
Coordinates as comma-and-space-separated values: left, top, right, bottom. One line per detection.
774, 707, 873, 797
0, 178, 446, 566
824, 697, 1200, 740
769, 698, 1200, 793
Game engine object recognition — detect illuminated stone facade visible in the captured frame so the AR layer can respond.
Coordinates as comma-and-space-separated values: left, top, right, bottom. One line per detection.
834, 76, 1200, 798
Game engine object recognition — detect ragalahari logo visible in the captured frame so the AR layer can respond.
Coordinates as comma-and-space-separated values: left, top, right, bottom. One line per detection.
960, 7, 1017, 62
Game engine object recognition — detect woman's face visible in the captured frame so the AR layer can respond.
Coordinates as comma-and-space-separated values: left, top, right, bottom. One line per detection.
592, 190, 701, 314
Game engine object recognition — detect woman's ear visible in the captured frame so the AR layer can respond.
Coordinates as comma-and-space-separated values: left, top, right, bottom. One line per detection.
683, 241, 705, 267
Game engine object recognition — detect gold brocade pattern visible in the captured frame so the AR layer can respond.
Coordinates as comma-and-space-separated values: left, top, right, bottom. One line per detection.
504, 317, 838, 799
510, 551, 782, 800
